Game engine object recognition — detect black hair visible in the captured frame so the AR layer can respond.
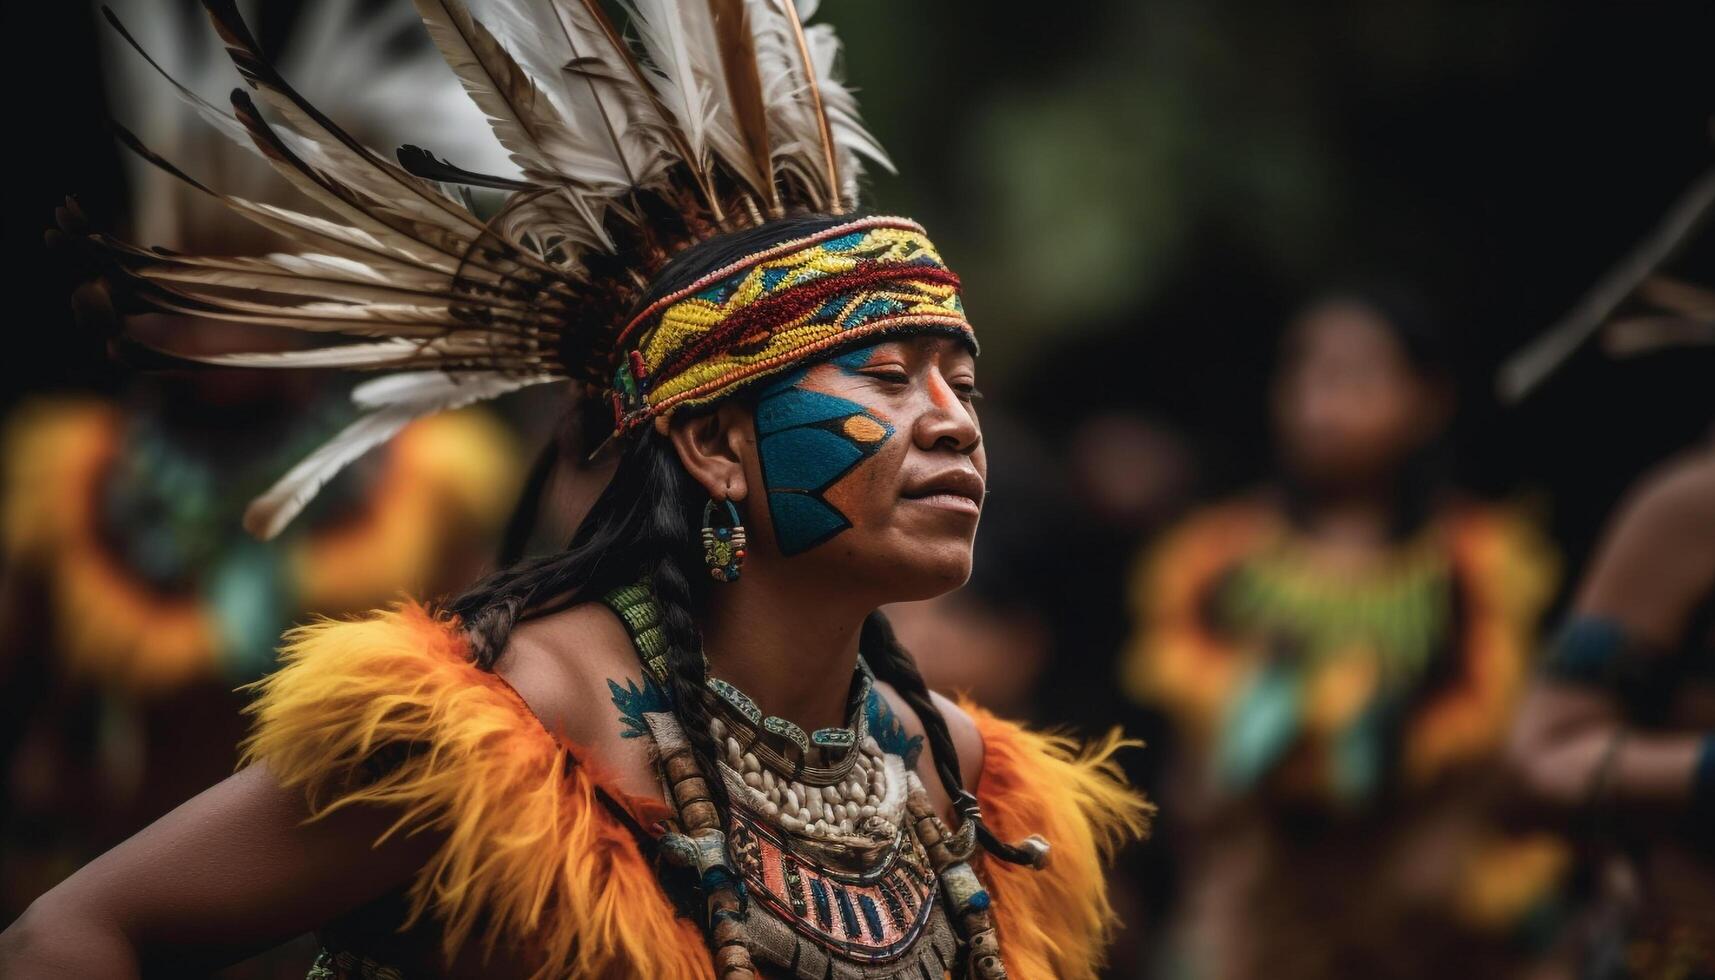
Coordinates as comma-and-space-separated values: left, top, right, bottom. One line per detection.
450, 213, 1035, 958
1277, 280, 1456, 539
1305, 280, 1452, 380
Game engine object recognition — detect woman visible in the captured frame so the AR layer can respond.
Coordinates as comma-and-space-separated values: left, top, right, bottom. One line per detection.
2, 1, 1147, 977
1121, 289, 1561, 979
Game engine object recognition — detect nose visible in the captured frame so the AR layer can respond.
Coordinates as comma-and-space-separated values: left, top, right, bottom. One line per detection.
913, 368, 980, 454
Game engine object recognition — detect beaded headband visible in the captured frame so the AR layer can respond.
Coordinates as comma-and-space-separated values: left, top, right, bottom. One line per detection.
609, 217, 975, 437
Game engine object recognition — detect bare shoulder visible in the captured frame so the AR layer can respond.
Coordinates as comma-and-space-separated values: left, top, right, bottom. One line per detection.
928, 691, 984, 792
1578, 449, 1715, 645
491, 601, 648, 752
870, 681, 985, 804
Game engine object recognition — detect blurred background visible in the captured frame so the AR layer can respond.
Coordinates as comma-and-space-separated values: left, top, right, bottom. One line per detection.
2, 0, 1712, 977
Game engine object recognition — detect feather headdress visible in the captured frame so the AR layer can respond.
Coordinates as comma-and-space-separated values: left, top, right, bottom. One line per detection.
70, 0, 898, 539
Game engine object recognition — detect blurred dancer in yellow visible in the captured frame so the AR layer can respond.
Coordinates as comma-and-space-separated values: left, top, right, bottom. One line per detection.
0, 0, 521, 918
1122, 287, 1564, 979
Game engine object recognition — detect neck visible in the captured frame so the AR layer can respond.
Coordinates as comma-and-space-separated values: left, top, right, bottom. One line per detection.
699, 564, 872, 733
1285, 475, 1408, 551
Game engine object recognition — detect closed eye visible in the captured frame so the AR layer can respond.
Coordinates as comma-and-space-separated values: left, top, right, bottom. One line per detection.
860, 368, 911, 386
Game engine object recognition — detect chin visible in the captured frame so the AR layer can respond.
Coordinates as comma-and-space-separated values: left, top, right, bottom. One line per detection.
870, 547, 974, 602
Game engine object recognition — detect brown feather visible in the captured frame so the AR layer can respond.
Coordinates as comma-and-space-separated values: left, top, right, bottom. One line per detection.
776, 0, 839, 208
706, 0, 780, 216
576, 0, 723, 219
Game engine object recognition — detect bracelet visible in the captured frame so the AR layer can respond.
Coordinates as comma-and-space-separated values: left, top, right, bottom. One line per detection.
1543, 617, 1628, 686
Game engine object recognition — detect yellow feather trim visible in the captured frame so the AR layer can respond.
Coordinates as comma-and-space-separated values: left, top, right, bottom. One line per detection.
239, 604, 713, 980
1402, 506, 1558, 783
967, 705, 1153, 980
289, 408, 521, 611
2, 398, 220, 692
1119, 501, 1274, 739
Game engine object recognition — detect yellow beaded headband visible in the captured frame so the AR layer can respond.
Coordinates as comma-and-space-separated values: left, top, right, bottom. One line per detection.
609, 217, 975, 436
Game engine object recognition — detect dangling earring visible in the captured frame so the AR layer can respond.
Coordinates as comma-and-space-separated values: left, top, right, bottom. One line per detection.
701, 498, 747, 582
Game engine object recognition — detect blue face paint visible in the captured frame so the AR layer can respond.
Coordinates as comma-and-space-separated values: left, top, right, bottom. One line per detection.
754, 347, 895, 555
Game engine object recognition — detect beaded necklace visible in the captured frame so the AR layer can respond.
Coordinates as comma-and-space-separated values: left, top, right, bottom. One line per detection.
601, 582, 1006, 980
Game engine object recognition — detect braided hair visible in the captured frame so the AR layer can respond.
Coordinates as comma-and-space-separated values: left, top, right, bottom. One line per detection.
447, 213, 1037, 962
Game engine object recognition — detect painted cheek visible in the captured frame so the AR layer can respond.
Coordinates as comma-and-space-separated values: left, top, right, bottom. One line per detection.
818, 427, 901, 528
753, 366, 896, 556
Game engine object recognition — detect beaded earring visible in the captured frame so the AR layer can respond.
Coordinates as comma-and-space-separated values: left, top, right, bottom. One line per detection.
701, 498, 747, 582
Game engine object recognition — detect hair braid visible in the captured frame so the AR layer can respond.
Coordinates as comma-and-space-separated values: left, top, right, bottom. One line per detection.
861, 611, 1042, 867
457, 551, 582, 669
640, 445, 734, 821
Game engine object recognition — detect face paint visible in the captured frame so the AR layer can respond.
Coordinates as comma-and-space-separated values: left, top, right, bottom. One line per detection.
754, 347, 896, 555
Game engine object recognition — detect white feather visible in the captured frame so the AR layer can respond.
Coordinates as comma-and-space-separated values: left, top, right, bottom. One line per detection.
245, 369, 554, 539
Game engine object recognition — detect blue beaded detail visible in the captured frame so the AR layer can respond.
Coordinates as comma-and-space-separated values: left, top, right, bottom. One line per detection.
857, 894, 886, 941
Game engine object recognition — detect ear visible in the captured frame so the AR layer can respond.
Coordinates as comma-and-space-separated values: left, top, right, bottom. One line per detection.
667, 401, 753, 503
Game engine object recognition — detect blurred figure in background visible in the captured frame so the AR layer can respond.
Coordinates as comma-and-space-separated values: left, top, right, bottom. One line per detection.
1505, 167, 1715, 980
0, 0, 522, 927
1510, 441, 1715, 980
1121, 287, 1565, 979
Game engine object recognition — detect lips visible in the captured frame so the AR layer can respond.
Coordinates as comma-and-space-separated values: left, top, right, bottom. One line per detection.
900, 468, 986, 510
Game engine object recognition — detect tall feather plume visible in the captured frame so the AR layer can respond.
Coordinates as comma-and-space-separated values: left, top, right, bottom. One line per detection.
484, 0, 665, 192
78, 0, 896, 537
774, 0, 840, 207
625, 0, 731, 207
413, 0, 629, 248
744, 0, 837, 211
801, 18, 893, 206
706, 0, 780, 218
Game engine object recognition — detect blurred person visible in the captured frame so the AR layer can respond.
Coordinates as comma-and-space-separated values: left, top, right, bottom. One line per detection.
1121, 286, 1565, 980
0, 0, 522, 924
1, 3, 1150, 978
1505, 165, 1715, 980
1509, 443, 1715, 979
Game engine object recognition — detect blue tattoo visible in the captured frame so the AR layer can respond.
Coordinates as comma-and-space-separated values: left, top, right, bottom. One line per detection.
608, 674, 672, 739
754, 347, 895, 555
865, 688, 924, 768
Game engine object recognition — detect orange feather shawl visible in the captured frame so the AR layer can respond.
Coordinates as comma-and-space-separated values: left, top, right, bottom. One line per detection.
241, 603, 1149, 978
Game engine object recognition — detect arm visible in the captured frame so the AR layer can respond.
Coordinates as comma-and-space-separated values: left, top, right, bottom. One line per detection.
1507, 453, 1715, 815
0, 764, 435, 977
